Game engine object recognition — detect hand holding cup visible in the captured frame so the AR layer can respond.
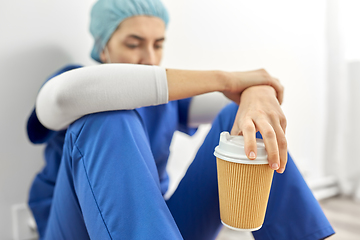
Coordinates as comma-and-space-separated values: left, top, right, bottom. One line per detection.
214, 132, 274, 231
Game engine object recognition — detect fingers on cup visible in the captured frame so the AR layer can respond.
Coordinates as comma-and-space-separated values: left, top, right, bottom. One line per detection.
256, 120, 280, 171
280, 114, 287, 134
242, 119, 257, 160
274, 124, 288, 174
230, 123, 240, 136
268, 111, 287, 173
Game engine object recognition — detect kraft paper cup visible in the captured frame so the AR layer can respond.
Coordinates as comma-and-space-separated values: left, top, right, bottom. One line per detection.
214, 132, 274, 231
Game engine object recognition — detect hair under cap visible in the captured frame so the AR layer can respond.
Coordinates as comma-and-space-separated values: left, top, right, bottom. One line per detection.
90, 0, 169, 62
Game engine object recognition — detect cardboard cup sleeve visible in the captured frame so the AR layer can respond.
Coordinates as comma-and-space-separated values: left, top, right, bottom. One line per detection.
214, 132, 274, 231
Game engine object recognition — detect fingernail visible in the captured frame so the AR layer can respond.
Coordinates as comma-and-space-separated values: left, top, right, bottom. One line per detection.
249, 151, 256, 159
271, 163, 279, 170
278, 168, 285, 173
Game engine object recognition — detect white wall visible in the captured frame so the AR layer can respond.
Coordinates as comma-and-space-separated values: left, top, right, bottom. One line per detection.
323, 0, 360, 196
162, 0, 327, 181
339, 0, 360, 61
0, 0, 327, 239
0, 0, 97, 239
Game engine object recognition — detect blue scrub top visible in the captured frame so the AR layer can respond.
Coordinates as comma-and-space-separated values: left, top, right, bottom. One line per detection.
27, 64, 196, 194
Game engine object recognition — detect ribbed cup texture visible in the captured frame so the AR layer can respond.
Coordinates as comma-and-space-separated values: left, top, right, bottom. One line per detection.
216, 158, 274, 230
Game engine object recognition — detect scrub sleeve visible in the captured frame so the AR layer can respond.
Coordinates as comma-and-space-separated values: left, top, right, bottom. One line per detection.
43, 102, 334, 239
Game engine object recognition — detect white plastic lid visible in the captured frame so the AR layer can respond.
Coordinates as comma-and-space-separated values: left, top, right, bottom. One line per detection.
214, 132, 268, 164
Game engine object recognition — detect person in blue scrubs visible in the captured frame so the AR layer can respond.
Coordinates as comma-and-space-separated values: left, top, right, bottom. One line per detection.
27, 0, 335, 239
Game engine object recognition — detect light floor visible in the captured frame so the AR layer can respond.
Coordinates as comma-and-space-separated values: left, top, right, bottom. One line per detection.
216, 196, 360, 240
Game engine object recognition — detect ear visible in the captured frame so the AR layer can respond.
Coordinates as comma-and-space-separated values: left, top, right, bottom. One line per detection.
99, 50, 106, 63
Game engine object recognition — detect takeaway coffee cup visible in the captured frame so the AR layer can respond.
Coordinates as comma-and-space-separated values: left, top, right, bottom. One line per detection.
214, 132, 274, 231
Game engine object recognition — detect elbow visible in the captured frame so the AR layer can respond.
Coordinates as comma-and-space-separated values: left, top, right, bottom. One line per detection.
35, 82, 68, 131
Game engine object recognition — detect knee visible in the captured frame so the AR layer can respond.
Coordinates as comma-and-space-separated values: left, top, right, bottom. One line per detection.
85, 109, 145, 133
68, 109, 148, 159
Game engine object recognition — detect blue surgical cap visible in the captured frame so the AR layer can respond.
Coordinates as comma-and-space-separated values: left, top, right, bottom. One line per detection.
90, 0, 169, 62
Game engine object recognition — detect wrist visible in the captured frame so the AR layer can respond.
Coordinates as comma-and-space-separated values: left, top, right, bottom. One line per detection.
241, 85, 276, 99
214, 70, 231, 92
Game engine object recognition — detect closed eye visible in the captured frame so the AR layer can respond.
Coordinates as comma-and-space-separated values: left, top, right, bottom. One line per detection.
126, 44, 139, 49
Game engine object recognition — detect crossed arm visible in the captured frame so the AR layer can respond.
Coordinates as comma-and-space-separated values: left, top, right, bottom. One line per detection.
36, 64, 287, 173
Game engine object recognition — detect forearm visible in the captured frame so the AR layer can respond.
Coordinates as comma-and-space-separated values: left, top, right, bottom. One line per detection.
167, 69, 229, 101
167, 68, 284, 103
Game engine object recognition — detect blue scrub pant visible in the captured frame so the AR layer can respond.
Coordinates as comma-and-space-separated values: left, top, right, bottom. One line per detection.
44, 103, 334, 239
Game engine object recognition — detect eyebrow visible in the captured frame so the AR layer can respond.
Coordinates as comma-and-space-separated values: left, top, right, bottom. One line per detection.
127, 34, 165, 42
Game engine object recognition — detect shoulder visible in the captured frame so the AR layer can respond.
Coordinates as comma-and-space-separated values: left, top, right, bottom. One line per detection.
48, 64, 83, 79
44, 64, 83, 85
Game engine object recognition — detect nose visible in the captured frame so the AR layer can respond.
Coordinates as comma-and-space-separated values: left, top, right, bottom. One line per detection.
140, 46, 156, 65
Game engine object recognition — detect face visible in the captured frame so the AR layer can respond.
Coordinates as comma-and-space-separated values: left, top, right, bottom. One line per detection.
100, 16, 166, 66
